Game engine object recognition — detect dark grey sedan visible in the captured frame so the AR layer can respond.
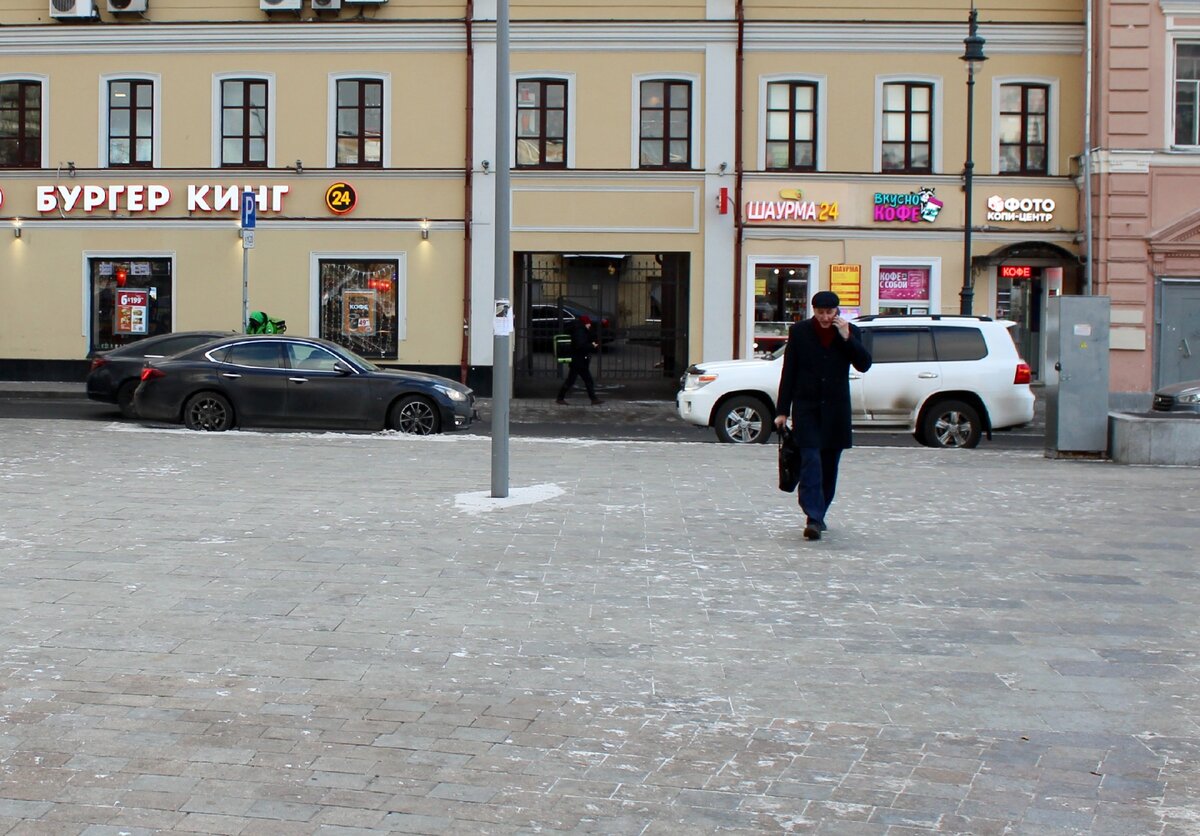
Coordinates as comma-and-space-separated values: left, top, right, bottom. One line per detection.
86, 330, 234, 418
133, 335, 475, 434
1152, 379, 1200, 414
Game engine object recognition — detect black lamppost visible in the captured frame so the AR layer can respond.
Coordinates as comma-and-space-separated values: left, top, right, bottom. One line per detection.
959, 5, 987, 315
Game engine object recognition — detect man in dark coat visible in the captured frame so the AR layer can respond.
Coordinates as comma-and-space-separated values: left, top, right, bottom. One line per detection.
773, 290, 872, 540
556, 315, 603, 405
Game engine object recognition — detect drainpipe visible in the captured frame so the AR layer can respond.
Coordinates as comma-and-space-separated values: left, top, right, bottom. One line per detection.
1083, 0, 1094, 295
461, 0, 475, 384
732, 0, 745, 358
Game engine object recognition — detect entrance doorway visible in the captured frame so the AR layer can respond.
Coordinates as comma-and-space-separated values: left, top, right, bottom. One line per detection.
1158, 279, 1200, 387
513, 253, 690, 399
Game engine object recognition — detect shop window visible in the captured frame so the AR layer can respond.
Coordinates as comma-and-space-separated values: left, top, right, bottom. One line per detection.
753, 264, 810, 355
318, 260, 401, 359
221, 78, 269, 167
1175, 42, 1200, 146
0, 80, 41, 168
640, 80, 692, 169
107, 79, 154, 167
516, 79, 567, 168
89, 258, 174, 354
881, 82, 933, 173
765, 81, 817, 171
998, 83, 1048, 174
335, 78, 383, 167
877, 265, 931, 315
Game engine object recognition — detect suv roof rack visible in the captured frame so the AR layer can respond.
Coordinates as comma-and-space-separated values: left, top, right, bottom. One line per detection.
854, 314, 994, 322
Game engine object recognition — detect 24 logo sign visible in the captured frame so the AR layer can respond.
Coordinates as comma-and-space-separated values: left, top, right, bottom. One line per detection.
325, 182, 358, 216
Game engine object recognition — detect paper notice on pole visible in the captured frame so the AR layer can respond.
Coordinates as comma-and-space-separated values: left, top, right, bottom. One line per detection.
494, 299, 513, 336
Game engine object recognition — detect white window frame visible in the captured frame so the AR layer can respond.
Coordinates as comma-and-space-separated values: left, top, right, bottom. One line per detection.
309, 251, 408, 347
98, 73, 162, 169
873, 75, 943, 174
745, 254, 819, 355
0, 73, 49, 170
80, 251, 177, 347
991, 76, 1059, 175
757, 74, 828, 172
511, 72, 576, 169
212, 72, 277, 169
1169, 38, 1200, 149
869, 256, 942, 315
630, 72, 701, 170
327, 72, 392, 169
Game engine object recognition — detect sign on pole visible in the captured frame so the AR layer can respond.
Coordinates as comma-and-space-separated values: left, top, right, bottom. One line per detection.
240, 191, 257, 230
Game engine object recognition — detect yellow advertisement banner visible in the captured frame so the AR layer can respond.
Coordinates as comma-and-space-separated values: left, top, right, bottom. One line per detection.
830, 264, 861, 306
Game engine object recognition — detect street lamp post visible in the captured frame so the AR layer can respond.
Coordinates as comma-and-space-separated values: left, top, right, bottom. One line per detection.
959, 6, 987, 315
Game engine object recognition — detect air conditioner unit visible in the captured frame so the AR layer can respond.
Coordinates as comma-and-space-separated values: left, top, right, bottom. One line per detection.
260, 0, 301, 9
312, 0, 341, 9
107, 0, 147, 11
50, 0, 96, 19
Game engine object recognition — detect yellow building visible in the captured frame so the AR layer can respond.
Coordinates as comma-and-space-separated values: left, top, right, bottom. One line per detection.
0, 0, 1084, 396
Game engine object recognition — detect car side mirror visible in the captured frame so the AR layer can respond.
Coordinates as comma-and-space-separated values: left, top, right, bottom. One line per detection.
334, 361, 353, 375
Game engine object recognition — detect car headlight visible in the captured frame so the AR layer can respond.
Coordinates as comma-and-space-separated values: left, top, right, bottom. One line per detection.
1178, 392, 1200, 404
434, 384, 467, 402
682, 369, 718, 391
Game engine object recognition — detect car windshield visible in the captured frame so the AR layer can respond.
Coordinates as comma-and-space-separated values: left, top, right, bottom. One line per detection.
771, 345, 786, 359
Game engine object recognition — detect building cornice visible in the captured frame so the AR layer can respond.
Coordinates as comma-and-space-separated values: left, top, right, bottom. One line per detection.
0, 20, 1084, 55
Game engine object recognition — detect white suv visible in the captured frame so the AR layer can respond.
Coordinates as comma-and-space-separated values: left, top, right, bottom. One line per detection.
676, 315, 1035, 448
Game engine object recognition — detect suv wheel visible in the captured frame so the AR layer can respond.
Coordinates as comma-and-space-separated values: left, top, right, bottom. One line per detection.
922, 399, 982, 449
714, 396, 773, 444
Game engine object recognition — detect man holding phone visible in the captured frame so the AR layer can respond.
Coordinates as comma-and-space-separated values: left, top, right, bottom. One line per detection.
774, 290, 873, 541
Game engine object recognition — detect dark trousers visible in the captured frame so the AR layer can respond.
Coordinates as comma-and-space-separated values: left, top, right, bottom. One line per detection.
797, 447, 842, 526
557, 357, 596, 400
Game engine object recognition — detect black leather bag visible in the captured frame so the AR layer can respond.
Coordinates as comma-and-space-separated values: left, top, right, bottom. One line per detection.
777, 424, 801, 493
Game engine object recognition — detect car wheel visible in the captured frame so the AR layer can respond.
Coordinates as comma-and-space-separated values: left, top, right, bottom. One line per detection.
183, 392, 234, 432
714, 396, 773, 444
117, 380, 139, 419
922, 399, 982, 449
390, 395, 441, 435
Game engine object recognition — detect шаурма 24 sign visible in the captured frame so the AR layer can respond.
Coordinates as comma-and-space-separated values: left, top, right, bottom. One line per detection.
986, 195, 1055, 223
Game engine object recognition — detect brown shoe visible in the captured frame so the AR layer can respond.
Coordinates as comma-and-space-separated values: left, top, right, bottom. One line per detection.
803, 523, 822, 541
555, 398, 568, 405
591, 398, 603, 405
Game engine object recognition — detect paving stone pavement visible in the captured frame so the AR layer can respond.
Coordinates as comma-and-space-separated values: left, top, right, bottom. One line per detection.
0, 418, 1197, 835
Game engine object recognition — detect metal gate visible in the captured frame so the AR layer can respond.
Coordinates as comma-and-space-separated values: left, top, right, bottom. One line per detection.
1158, 278, 1200, 388
513, 252, 689, 399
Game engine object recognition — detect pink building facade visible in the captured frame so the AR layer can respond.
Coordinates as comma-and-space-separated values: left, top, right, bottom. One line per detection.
1091, 0, 1200, 404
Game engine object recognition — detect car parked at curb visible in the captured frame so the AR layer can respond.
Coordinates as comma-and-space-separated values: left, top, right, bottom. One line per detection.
86, 330, 234, 418
1152, 379, 1200, 413
528, 302, 617, 350
134, 335, 475, 434
677, 314, 1035, 448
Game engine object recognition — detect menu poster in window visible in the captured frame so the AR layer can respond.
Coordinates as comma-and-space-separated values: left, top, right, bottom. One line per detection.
878, 267, 930, 301
342, 290, 377, 336
830, 264, 862, 306
114, 289, 150, 335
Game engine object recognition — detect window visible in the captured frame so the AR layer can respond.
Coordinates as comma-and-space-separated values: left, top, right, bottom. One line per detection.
862, 328, 935, 364
221, 79, 268, 167
765, 81, 817, 171
931, 327, 988, 361
0, 80, 41, 168
516, 79, 566, 168
225, 342, 285, 369
318, 259, 402, 359
753, 263, 811, 356
1175, 43, 1200, 146
881, 82, 932, 173
107, 80, 154, 167
288, 343, 343, 372
336, 79, 383, 167
640, 80, 692, 169
998, 83, 1048, 174
88, 258, 174, 354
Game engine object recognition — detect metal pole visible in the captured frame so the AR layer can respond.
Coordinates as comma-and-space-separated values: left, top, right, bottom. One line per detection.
959, 7, 983, 316
242, 240, 249, 331
960, 64, 975, 315
490, 0, 511, 498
